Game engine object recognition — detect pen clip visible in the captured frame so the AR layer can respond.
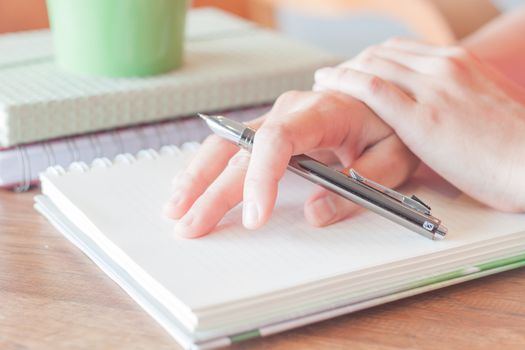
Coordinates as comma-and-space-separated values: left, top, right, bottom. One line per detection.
347, 169, 431, 215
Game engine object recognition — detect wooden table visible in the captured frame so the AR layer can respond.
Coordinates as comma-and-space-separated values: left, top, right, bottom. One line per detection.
1, 189, 525, 350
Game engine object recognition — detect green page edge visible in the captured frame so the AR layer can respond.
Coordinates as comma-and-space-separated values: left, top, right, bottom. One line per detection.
229, 252, 525, 344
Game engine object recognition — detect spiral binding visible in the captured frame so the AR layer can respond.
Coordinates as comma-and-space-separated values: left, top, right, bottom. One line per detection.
43, 142, 200, 179
11, 117, 206, 190
13, 146, 32, 192
11, 104, 270, 191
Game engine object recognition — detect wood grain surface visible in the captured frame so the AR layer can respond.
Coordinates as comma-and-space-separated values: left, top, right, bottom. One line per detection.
1, 189, 524, 350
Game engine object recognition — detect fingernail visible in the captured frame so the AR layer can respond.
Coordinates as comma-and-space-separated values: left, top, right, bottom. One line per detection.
315, 67, 332, 81
242, 201, 259, 229
174, 213, 194, 237
307, 196, 337, 225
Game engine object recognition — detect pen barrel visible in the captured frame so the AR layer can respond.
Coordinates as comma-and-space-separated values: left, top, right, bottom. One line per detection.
238, 127, 255, 151
235, 124, 445, 240
287, 154, 444, 240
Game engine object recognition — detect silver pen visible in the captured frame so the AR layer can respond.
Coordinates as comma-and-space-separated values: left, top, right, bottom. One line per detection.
198, 113, 448, 240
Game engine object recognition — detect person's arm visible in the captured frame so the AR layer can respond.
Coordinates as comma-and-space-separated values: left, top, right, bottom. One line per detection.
314, 37, 525, 213
461, 6, 525, 87
164, 8, 525, 237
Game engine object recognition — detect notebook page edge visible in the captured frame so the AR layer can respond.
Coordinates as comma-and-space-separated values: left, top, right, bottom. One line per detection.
39, 173, 200, 331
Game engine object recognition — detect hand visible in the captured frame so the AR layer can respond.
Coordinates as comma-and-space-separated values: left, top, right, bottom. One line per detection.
314, 38, 525, 212
164, 91, 419, 238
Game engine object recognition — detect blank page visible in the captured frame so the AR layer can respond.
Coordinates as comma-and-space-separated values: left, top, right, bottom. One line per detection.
41, 146, 525, 313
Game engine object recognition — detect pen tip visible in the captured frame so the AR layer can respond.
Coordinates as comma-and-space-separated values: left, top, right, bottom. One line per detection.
197, 113, 210, 121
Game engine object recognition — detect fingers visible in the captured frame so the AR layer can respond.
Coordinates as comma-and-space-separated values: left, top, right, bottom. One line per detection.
314, 40, 477, 148
363, 46, 444, 75
164, 116, 265, 220
304, 135, 419, 226
383, 37, 472, 59
241, 123, 293, 229
350, 134, 419, 186
173, 150, 250, 238
240, 92, 376, 229
339, 48, 423, 94
335, 37, 475, 78
167, 89, 402, 236
314, 66, 417, 136
163, 135, 239, 219
370, 45, 471, 76
381, 37, 444, 54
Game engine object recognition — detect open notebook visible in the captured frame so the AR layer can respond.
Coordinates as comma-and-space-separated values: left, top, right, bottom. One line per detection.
35, 141, 525, 349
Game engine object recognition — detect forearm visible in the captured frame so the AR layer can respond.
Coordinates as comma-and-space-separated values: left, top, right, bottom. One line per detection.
461, 6, 525, 87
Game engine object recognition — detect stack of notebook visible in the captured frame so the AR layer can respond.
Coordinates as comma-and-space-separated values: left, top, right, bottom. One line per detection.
1, 105, 270, 189
26, 6, 525, 350
35, 141, 525, 349
0, 7, 338, 189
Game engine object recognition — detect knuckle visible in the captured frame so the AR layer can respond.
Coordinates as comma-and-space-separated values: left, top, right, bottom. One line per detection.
227, 150, 251, 170
447, 46, 471, 60
333, 68, 358, 89
439, 47, 474, 77
354, 50, 376, 68
363, 55, 379, 67
312, 91, 338, 106
383, 36, 405, 46
338, 68, 354, 84
274, 90, 303, 108
304, 91, 347, 117
436, 56, 464, 77
256, 122, 293, 146
180, 170, 207, 188
327, 67, 348, 84
365, 75, 385, 94
421, 104, 443, 127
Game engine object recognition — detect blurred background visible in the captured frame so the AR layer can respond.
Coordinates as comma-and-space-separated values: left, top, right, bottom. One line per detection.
0, 0, 523, 57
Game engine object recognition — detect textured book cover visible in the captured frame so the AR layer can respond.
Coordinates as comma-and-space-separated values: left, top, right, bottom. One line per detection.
0, 8, 339, 147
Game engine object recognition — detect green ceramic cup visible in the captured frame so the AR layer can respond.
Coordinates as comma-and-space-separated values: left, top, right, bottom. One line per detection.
46, 0, 188, 77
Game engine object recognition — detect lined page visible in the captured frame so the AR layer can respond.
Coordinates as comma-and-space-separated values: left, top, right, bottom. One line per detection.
42, 147, 525, 312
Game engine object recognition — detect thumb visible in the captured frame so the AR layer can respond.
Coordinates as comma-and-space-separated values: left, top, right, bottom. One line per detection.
304, 135, 419, 227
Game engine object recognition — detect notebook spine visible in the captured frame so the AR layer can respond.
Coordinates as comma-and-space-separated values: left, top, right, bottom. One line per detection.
13, 137, 84, 192
9, 130, 162, 191
13, 146, 33, 192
